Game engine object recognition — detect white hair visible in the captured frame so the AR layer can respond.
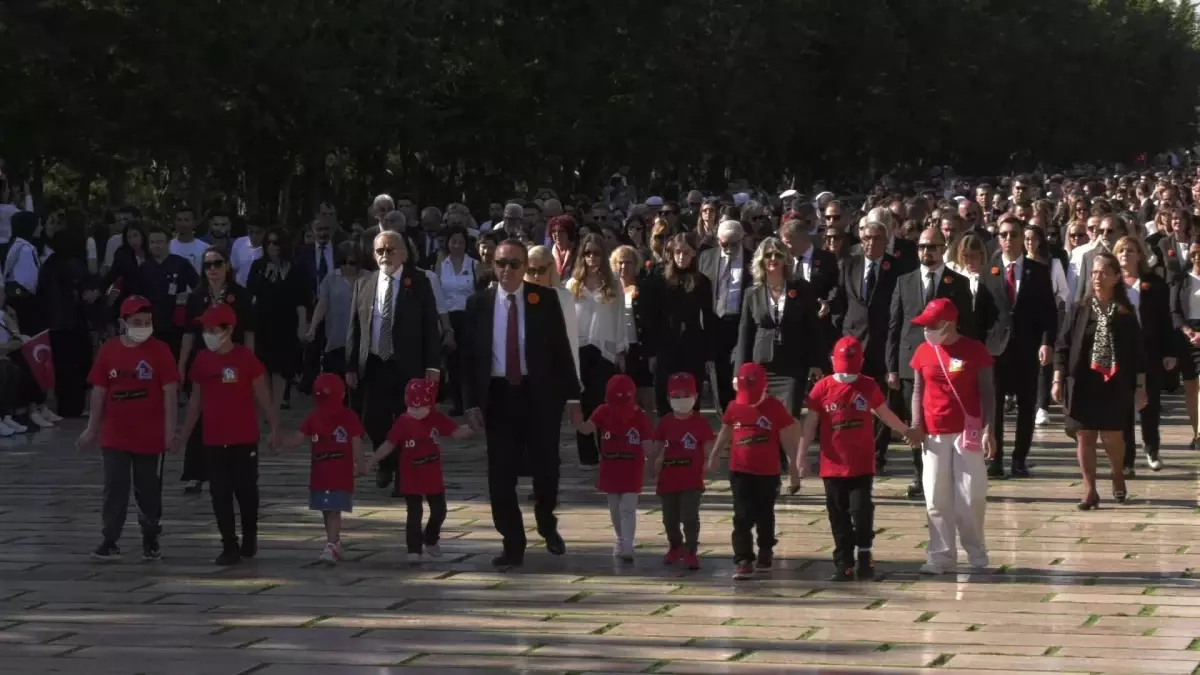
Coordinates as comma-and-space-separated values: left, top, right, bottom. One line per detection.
372, 193, 395, 211
718, 220, 745, 242
866, 206, 895, 231
382, 210, 407, 229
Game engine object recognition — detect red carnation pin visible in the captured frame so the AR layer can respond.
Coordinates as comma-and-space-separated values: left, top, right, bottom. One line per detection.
225, 295, 235, 304
528, 292, 541, 305
1169, 249, 1177, 257
943, 275, 953, 285
404, 277, 412, 288
644, 260, 653, 270
1141, 281, 1151, 291
881, 261, 890, 271
787, 289, 797, 298
990, 266, 1000, 275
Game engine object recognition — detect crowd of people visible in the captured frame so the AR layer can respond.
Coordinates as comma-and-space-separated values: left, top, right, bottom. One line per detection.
4, 165, 1193, 579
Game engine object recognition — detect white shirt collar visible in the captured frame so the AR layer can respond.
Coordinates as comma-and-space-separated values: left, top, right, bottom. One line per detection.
1000, 254, 1022, 268
921, 263, 945, 278
497, 282, 525, 301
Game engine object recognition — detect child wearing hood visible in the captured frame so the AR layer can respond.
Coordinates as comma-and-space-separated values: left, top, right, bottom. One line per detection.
709, 362, 801, 580
574, 374, 655, 563
799, 336, 917, 581
368, 379, 473, 563
283, 372, 367, 564
653, 372, 714, 570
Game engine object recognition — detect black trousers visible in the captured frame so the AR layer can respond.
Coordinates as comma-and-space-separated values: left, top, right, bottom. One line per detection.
445, 311, 467, 414
993, 346, 1039, 467
101, 449, 163, 544
1036, 362, 1052, 410
730, 471, 779, 563
51, 328, 91, 418
0, 360, 21, 416
577, 345, 619, 466
661, 489, 702, 553
486, 378, 562, 557
824, 475, 875, 569
180, 423, 207, 483
887, 378, 922, 479
300, 324, 326, 395
206, 444, 259, 547
714, 315, 740, 410
1124, 369, 1163, 467
405, 492, 448, 553
361, 355, 409, 482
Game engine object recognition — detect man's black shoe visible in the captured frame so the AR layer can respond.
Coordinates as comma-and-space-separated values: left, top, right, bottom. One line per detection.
906, 480, 923, 499
491, 554, 524, 567
91, 541, 121, 561
543, 530, 566, 556
142, 537, 162, 562
987, 462, 1006, 479
239, 533, 257, 559
1010, 464, 1031, 479
215, 546, 241, 566
376, 469, 393, 489
857, 551, 875, 581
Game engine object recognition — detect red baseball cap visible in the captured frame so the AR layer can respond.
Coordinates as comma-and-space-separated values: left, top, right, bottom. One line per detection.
119, 295, 152, 319
911, 298, 959, 327
667, 372, 697, 398
199, 303, 237, 329
831, 336, 865, 375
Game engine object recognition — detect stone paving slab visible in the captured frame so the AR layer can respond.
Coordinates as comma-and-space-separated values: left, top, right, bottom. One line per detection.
1, 400, 1200, 674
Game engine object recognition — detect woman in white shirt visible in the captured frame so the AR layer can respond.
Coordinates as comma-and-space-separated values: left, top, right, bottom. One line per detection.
566, 234, 628, 467
435, 226, 477, 415
1172, 243, 1200, 449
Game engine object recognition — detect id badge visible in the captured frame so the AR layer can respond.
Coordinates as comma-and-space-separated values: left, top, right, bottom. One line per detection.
773, 329, 783, 346
167, 282, 177, 296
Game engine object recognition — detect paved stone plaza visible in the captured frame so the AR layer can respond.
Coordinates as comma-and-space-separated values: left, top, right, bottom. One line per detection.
1, 400, 1199, 675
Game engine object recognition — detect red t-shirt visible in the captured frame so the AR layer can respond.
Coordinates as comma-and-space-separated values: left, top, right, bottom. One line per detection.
909, 337, 993, 435
654, 413, 715, 494
189, 345, 266, 446
592, 404, 653, 494
87, 337, 180, 454
722, 396, 794, 476
806, 376, 886, 478
300, 408, 366, 492
385, 412, 458, 495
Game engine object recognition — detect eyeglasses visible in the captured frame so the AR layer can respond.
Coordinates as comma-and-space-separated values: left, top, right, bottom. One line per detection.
997, 231, 1020, 239
917, 243, 942, 250
763, 252, 786, 261
494, 258, 523, 270
527, 265, 548, 276
202, 260, 226, 270
375, 247, 396, 255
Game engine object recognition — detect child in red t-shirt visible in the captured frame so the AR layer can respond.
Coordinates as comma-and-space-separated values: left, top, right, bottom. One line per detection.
282, 373, 367, 565
800, 336, 916, 582
369, 379, 472, 563
575, 374, 655, 563
177, 303, 280, 566
653, 373, 714, 570
709, 362, 800, 580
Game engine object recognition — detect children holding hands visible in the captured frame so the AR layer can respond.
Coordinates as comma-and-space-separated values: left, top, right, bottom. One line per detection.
653, 373, 714, 570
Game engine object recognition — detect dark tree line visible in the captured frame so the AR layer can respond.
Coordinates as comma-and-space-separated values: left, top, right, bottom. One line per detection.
1, 0, 1197, 222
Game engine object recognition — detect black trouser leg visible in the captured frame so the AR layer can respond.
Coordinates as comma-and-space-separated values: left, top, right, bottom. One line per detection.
404, 494, 425, 553
1011, 364, 1037, 467
895, 379, 921, 480
753, 476, 778, 556
679, 489, 701, 553
362, 357, 404, 483
180, 420, 207, 483
661, 493, 683, 549
130, 453, 164, 540
714, 316, 740, 410
847, 475, 875, 552
101, 449, 133, 544
1142, 374, 1162, 456
824, 477, 854, 569
730, 472, 778, 562
207, 447, 238, 545
424, 493, 447, 546
231, 446, 260, 543
869, 368, 892, 469
992, 359, 1010, 467
486, 379, 531, 557
1036, 363, 1051, 410
577, 346, 617, 466
446, 311, 466, 414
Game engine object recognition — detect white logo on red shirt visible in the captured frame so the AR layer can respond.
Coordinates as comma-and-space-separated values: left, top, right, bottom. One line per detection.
135, 360, 153, 380
681, 432, 696, 450
626, 428, 641, 445
221, 367, 237, 383
602, 431, 612, 440
853, 394, 868, 411
332, 426, 348, 443
430, 428, 440, 440
756, 416, 771, 430
404, 439, 416, 448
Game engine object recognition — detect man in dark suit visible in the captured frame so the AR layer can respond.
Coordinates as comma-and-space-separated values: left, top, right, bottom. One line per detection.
780, 216, 838, 370
887, 228, 975, 498
409, 206, 444, 269
359, 210, 419, 273
346, 231, 442, 494
984, 215, 1057, 478
853, 207, 918, 274
462, 240, 581, 567
697, 220, 753, 409
831, 219, 901, 471
296, 218, 340, 393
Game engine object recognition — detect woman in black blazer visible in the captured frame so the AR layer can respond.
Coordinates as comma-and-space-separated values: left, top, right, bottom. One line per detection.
1115, 237, 1176, 473
1053, 251, 1145, 509
1169, 241, 1200, 448
645, 233, 717, 417
733, 236, 824, 414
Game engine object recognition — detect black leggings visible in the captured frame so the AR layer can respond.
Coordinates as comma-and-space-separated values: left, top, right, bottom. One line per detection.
206, 444, 259, 547
405, 492, 447, 554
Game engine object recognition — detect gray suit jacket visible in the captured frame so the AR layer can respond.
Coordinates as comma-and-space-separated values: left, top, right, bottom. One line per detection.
346, 267, 441, 378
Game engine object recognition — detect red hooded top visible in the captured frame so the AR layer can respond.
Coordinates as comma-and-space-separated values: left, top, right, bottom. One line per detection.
592, 375, 653, 494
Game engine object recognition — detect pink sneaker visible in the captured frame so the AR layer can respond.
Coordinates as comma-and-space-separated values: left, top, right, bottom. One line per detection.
683, 552, 700, 570
663, 546, 684, 565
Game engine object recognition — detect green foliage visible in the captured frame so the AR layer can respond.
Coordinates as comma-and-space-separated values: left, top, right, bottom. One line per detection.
0, 0, 1197, 218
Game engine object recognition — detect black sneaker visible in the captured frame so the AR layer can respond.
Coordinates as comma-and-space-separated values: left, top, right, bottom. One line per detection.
986, 462, 1006, 479
215, 545, 242, 566
1010, 463, 1031, 479
142, 538, 162, 562
239, 534, 257, 559
906, 480, 924, 499
183, 480, 203, 495
856, 551, 876, 581
829, 567, 855, 582
755, 550, 773, 572
91, 541, 121, 561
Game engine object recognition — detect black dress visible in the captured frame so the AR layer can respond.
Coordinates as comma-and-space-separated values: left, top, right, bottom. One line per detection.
246, 260, 311, 378
1057, 304, 1143, 433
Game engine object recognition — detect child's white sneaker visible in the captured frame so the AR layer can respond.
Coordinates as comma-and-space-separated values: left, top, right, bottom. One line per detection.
0, 421, 15, 437
29, 411, 52, 428
40, 407, 63, 423
319, 542, 339, 564
4, 416, 26, 433
406, 552, 423, 564
425, 543, 442, 558
919, 562, 949, 575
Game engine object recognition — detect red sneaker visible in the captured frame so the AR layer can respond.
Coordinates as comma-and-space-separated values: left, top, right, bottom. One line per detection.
663, 546, 684, 565
683, 552, 701, 570
732, 561, 755, 580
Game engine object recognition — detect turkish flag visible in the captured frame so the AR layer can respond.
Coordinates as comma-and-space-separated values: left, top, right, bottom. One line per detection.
20, 330, 54, 393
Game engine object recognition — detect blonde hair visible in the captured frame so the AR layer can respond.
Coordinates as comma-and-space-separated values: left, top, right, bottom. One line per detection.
751, 236, 794, 286
1113, 236, 1151, 278
526, 245, 560, 286
567, 234, 618, 302
609, 244, 642, 283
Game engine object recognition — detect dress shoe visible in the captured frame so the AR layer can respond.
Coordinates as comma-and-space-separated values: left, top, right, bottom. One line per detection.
543, 530, 566, 556
491, 553, 524, 567
1010, 464, 1031, 479
906, 480, 923, 499
987, 462, 1006, 479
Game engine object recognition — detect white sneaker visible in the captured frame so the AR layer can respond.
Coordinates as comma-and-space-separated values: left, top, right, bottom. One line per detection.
4, 416, 26, 433
318, 543, 338, 564
1146, 452, 1164, 472
0, 421, 14, 437
425, 543, 442, 558
1034, 408, 1050, 426
28, 411, 53, 428
919, 563, 948, 575
39, 408, 62, 423
406, 552, 422, 564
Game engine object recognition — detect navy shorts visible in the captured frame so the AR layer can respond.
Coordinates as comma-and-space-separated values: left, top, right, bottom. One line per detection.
309, 490, 353, 513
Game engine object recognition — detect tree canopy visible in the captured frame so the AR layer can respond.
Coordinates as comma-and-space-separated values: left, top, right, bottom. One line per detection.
1, 0, 1198, 220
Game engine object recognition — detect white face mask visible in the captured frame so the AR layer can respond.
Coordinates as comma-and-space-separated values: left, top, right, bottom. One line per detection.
202, 332, 225, 351
408, 406, 431, 420
125, 325, 153, 344
669, 397, 696, 415
924, 324, 951, 345
832, 373, 859, 384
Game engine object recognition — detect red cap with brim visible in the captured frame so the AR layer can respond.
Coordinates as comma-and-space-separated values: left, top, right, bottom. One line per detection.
119, 295, 152, 318
200, 303, 237, 329
911, 298, 958, 327
667, 372, 697, 398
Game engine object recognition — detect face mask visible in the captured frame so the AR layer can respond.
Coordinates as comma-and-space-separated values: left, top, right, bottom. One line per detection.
125, 326, 153, 344
832, 373, 859, 384
408, 406, 430, 420
924, 325, 950, 345
669, 397, 696, 415
203, 332, 225, 351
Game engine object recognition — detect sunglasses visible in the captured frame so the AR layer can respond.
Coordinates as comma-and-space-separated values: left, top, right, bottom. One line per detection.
763, 252, 787, 261
997, 231, 1020, 239
1097, 228, 1116, 235
917, 243, 942, 250
494, 258, 523, 270
203, 260, 226, 269
375, 247, 396, 255
824, 233, 844, 240
527, 265, 548, 276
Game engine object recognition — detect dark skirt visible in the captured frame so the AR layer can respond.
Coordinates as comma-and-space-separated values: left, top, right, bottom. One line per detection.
1064, 319, 1136, 433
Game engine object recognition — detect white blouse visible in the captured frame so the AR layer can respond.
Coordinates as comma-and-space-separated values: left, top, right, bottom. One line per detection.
437, 256, 476, 313
569, 278, 629, 365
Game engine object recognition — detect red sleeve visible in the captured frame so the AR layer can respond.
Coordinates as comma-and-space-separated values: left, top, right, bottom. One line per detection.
157, 341, 181, 385
343, 410, 367, 438
635, 411, 653, 441
692, 416, 715, 443
591, 404, 609, 430
242, 348, 266, 380
87, 344, 109, 388
805, 378, 826, 413
385, 417, 408, 446
721, 403, 738, 425
188, 351, 208, 384
432, 412, 458, 437
909, 343, 927, 373
863, 378, 886, 409
764, 397, 794, 430
653, 417, 668, 442
299, 415, 315, 437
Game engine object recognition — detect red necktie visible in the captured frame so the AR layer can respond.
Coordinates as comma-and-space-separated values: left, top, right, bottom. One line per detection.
1005, 263, 1016, 306
506, 294, 522, 385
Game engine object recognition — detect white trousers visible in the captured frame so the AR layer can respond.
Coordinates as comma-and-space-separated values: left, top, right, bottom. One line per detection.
922, 433, 989, 568
607, 493, 638, 554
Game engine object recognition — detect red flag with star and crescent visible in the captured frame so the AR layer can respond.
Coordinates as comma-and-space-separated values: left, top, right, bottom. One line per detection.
20, 330, 54, 393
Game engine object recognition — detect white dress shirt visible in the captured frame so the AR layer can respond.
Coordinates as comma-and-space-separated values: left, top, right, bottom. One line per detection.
230, 236, 262, 287
1049, 258, 1068, 307
1066, 239, 1098, 302
570, 279, 629, 365
424, 269, 448, 315
1000, 255, 1023, 297
4, 238, 39, 293
1189, 273, 1200, 321
921, 263, 945, 298
437, 255, 476, 313
860, 256, 885, 290
1126, 279, 1142, 323
491, 283, 528, 377
370, 267, 405, 356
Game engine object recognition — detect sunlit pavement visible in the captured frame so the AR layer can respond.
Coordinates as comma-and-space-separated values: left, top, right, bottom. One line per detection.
0, 397, 1198, 674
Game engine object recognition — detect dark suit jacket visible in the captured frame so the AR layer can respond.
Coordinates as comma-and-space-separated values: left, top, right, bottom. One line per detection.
1156, 234, 1190, 285
985, 254, 1057, 355
345, 267, 441, 378
460, 284, 581, 417
295, 242, 336, 297
734, 279, 823, 378
887, 266, 974, 378
1134, 274, 1177, 375
698, 247, 752, 317
831, 254, 900, 374
966, 271, 1012, 356
890, 237, 919, 274
409, 230, 442, 270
